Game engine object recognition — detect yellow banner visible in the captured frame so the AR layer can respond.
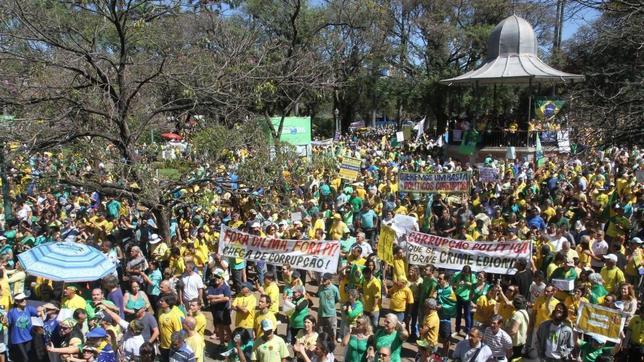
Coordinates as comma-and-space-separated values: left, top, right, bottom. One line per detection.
339, 157, 361, 181
377, 225, 395, 266
576, 302, 625, 343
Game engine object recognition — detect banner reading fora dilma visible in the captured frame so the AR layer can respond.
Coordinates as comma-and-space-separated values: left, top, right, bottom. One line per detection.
218, 225, 340, 273
399, 171, 471, 193
406, 231, 531, 274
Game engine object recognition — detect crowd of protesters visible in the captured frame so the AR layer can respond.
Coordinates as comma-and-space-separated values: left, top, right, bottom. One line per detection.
0, 127, 641, 362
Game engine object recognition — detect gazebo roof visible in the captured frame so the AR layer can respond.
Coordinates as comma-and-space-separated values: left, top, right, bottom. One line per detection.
440, 15, 584, 86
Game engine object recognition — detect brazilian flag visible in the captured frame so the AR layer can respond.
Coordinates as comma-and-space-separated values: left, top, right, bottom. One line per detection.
458, 128, 479, 156
535, 97, 565, 120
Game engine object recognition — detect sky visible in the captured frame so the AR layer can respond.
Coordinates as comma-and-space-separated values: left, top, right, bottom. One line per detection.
562, 5, 601, 40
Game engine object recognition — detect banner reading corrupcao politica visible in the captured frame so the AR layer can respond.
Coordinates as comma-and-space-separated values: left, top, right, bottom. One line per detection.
406, 231, 532, 274
218, 225, 340, 273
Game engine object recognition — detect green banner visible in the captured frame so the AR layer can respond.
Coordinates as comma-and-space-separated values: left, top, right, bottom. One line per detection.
534, 97, 565, 120
270, 116, 312, 146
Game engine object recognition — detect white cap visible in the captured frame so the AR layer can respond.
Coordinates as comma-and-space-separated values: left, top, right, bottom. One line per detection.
149, 234, 162, 244
13, 293, 27, 300
603, 254, 618, 263
251, 222, 261, 228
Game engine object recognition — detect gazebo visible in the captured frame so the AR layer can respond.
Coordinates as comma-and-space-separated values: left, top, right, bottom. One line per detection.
440, 15, 583, 155
440, 14, 584, 85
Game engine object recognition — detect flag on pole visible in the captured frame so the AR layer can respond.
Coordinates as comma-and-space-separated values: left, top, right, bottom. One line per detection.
414, 117, 426, 143
535, 133, 545, 168
458, 129, 479, 156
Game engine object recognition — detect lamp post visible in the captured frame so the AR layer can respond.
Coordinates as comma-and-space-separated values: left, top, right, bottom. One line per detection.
334, 108, 340, 139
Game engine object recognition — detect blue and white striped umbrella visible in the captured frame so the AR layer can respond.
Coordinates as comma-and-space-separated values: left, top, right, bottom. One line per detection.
17, 241, 116, 282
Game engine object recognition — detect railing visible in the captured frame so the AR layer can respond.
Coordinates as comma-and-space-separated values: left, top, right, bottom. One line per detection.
448, 129, 549, 148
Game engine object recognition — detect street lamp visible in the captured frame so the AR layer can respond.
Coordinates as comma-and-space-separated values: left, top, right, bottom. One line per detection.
334, 108, 340, 139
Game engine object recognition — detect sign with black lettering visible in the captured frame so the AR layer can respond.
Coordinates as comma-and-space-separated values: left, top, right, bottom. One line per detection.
218, 225, 340, 273
406, 232, 531, 274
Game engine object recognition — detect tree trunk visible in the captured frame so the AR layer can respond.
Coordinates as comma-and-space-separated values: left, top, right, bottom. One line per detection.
0, 142, 12, 223
151, 204, 171, 242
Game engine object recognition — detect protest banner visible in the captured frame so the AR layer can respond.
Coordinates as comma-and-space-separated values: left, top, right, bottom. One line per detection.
576, 302, 625, 343
478, 167, 499, 183
396, 131, 405, 142
399, 171, 471, 193
405, 231, 531, 274
339, 157, 361, 181
218, 225, 340, 273
377, 225, 395, 266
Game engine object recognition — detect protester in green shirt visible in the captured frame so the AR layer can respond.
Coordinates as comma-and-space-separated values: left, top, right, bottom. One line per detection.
317, 274, 340, 340
451, 266, 477, 335
578, 336, 618, 362
436, 273, 457, 357
367, 313, 408, 362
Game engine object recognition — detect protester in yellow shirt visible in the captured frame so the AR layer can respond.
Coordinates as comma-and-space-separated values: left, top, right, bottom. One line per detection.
253, 294, 277, 339
257, 272, 280, 314
387, 278, 414, 320
232, 282, 257, 331
563, 287, 588, 324
62, 285, 87, 311
183, 317, 206, 362
474, 288, 498, 325
532, 285, 559, 328
600, 254, 625, 294
158, 294, 184, 353
419, 298, 440, 349
391, 246, 408, 282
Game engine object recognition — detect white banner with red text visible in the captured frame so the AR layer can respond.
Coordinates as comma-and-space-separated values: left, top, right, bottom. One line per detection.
405, 231, 532, 274
218, 225, 340, 273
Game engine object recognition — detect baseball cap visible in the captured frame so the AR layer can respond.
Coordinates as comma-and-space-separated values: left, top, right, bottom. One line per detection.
592, 335, 606, 344
322, 273, 334, 281
212, 268, 225, 278
86, 327, 108, 338
630, 237, 643, 244
42, 303, 60, 311
251, 222, 261, 228
565, 257, 576, 266
261, 319, 274, 331
603, 254, 618, 263
13, 293, 27, 301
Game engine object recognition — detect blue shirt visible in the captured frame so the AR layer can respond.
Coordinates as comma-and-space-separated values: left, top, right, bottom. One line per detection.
359, 209, 377, 229
207, 283, 232, 310
170, 343, 196, 362
527, 215, 547, 230
7, 306, 38, 344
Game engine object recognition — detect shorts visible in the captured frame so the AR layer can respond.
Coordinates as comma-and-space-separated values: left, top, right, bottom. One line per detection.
212, 309, 232, 325
0, 342, 6, 353
439, 320, 451, 340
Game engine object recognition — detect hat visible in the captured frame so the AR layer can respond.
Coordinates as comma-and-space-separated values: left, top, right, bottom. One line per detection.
292, 271, 301, 279
249, 209, 257, 214
212, 268, 225, 278
425, 298, 438, 309
149, 234, 162, 244
630, 237, 643, 244
251, 222, 261, 228
292, 285, 305, 295
565, 258, 576, 266
65, 285, 79, 292
13, 293, 27, 301
261, 319, 274, 331
603, 254, 618, 263
86, 327, 108, 338
42, 303, 60, 311
31, 317, 44, 327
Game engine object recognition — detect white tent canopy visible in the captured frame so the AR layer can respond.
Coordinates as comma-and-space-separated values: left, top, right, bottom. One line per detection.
440, 15, 584, 86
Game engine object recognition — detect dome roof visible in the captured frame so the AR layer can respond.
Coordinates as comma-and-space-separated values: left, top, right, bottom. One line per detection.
486, 15, 538, 60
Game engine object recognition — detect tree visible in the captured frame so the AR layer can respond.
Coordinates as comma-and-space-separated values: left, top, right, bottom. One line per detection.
564, 0, 643, 146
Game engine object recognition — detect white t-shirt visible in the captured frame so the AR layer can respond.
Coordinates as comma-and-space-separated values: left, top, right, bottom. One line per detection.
182, 272, 205, 301
544, 323, 564, 359
123, 335, 145, 360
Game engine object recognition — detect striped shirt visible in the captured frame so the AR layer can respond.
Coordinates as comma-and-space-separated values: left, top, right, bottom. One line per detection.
483, 327, 513, 358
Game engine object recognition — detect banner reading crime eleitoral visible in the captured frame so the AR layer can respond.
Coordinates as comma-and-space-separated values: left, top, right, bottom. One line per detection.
218, 225, 340, 273
406, 231, 531, 274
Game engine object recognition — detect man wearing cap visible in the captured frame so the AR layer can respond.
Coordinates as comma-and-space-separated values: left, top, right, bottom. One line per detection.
600, 253, 625, 294
251, 319, 289, 362
6, 292, 38, 361
207, 268, 232, 345
233, 282, 257, 336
